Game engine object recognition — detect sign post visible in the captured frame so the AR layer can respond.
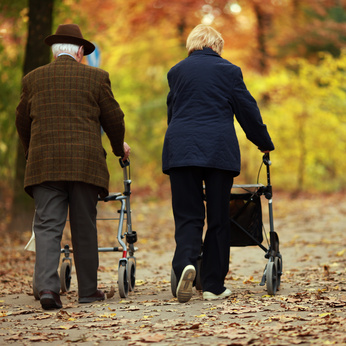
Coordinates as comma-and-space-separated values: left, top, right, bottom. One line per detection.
86, 44, 103, 134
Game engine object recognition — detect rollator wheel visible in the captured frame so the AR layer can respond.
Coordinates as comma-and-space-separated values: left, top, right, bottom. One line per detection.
60, 261, 72, 293
266, 260, 277, 295
118, 264, 129, 298
171, 268, 177, 297
127, 260, 136, 292
274, 256, 282, 290
32, 271, 40, 300
195, 257, 203, 291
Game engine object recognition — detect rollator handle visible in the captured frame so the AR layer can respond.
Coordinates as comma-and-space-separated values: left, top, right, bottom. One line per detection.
119, 158, 130, 168
263, 153, 271, 166
262, 153, 272, 196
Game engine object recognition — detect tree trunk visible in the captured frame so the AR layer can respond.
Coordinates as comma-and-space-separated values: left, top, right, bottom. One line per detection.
253, 3, 272, 73
11, 0, 54, 235
296, 112, 306, 192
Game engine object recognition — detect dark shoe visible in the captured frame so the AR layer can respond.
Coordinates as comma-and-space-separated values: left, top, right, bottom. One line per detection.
79, 289, 105, 303
39, 290, 62, 310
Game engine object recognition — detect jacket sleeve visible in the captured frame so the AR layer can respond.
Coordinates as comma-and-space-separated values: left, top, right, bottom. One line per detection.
166, 69, 174, 125
167, 90, 173, 125
231, 67, 274, 152
15, 79, 32, 158
98, 72, 125, 157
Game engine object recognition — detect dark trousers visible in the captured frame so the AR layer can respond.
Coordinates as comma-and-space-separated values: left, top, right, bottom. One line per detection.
32, 181, 99, 297
169, 167, 234, 295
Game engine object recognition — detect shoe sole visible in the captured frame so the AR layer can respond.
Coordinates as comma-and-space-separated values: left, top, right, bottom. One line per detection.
176, 265, 196, 303
40, 294, 62, 310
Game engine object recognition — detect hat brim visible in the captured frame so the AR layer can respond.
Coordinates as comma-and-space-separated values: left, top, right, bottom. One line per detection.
44, 35, 95, 55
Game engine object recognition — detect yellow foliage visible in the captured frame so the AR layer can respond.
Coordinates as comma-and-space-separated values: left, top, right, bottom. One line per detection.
244, 50, 346, 192
1, 0, 345, 194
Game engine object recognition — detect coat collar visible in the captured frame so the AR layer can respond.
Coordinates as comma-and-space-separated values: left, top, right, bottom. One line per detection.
55, 55, 77, 62
189, 47, 220, 57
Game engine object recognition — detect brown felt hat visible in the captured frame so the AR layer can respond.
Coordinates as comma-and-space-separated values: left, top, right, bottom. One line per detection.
44, 24, 95, 55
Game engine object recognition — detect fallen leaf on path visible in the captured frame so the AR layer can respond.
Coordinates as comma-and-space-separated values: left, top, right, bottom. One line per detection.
106, 285, 115, 298
52, 324, 78, 330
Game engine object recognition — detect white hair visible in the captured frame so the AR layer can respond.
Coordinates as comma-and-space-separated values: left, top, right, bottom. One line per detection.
51, 43, 80, 57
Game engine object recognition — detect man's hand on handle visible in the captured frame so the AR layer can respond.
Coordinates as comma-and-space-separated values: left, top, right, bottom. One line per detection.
122, 142, 131, 161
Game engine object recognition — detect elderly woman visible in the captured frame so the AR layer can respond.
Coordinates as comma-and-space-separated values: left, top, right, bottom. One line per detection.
162, 24, 275, 303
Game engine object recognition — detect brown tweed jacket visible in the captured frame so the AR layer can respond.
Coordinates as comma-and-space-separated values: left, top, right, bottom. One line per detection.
16, 55, 125, 198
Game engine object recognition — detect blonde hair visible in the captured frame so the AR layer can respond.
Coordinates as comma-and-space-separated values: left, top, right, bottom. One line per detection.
186, 24, 224, 56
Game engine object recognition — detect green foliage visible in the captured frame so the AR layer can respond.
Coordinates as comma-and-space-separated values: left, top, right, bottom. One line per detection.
0, 0, 27, 18
0, 52, 22, 181
100, 24, 184, 191
0, 11, 26, 184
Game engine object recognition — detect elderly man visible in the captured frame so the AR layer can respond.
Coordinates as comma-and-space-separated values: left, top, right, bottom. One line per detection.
16, 24, 130, 310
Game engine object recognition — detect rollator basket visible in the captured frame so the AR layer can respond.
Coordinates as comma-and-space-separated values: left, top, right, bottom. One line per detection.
229, 192, 263, 246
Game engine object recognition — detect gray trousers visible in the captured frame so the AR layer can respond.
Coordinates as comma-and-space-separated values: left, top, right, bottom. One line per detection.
32, 181, 99, 297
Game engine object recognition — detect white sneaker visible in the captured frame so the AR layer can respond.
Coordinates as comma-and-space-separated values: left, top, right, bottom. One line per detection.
176, 265, 196, 303
203, 288, 232, 300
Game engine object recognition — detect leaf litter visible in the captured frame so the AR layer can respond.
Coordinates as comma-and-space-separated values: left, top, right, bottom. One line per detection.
0, 193, 345, 345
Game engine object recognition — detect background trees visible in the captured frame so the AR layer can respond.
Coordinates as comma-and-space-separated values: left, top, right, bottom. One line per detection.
11, 0, 54, 230
0, 0, 345, 231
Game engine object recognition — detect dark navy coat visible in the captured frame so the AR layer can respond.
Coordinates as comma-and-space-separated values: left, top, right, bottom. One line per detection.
162, 48, 274, 175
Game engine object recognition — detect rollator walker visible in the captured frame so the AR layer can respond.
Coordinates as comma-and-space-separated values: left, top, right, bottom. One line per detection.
171, 153, 282, 296
33, 159, 138, 299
